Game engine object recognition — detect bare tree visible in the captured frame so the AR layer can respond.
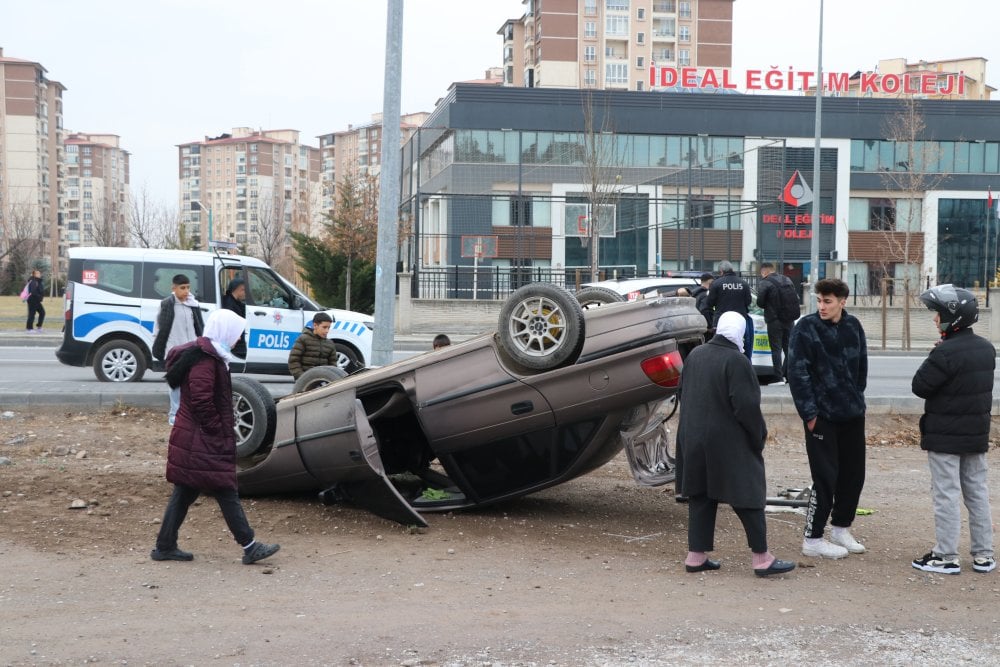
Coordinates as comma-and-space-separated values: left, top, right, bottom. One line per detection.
581, 91, 626, 280
128, 184, 179, 249
253, 190, 287, 268
879, 98, 946, 349
324, 173, 378, 310
89, 196, 128, 247
0, 199, 47, 293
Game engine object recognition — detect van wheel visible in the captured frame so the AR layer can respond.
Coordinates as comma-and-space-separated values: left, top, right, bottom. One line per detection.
232, 377, 277, 458
293, 366, 348, 394
334, 344, 362, 373
93, 340, 147, 382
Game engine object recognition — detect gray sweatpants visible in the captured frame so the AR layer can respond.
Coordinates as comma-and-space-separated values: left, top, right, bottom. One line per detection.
928, 451, 994, 560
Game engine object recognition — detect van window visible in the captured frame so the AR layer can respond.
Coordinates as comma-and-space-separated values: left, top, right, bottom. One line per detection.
82, 261, 138, 297
143, 264, 203, 301
246, 267, 293, 308
219, 266, 245, 298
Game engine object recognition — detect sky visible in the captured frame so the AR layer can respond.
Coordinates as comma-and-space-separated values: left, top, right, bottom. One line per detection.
2, 0, 997, 205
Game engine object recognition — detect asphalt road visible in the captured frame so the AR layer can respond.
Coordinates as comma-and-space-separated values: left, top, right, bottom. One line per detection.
2, 338, 991, 414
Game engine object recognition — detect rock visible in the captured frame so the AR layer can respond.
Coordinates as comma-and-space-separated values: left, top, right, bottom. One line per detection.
69, 499, 87, 509
75, 451, 88, 460
0, 457, 12, 466
53, 445, 70, 457
1, 411, 15, 420
4, 435, 27, 446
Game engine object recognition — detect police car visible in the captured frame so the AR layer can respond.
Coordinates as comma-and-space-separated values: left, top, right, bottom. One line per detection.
56, 247, 374, 382
577, 276, 780, 385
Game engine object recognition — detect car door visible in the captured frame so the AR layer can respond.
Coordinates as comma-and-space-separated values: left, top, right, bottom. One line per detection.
294, 391, 427, 527
242, 266, 306, 371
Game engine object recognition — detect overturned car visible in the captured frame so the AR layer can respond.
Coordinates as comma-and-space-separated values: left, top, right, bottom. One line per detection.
233, 283, 706, 526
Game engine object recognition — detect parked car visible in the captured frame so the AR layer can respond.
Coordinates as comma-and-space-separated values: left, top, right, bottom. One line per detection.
233, 283, 707, 526
56, 247, 373, 382
577, 276, 781, 385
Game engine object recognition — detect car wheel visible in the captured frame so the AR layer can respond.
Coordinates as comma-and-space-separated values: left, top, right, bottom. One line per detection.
334, 344, 362, 373
93, 340, 147, 383
622, 397, 677, 486
292, 366, 348, 394
498, 282, 585, 370
231, 377, 277, 458
575, 286, 627, 309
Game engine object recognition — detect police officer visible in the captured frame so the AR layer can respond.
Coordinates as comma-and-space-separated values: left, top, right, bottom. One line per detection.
706, 261, 752, 359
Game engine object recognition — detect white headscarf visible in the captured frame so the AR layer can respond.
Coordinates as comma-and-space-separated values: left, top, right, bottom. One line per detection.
202, 308, 246, 367
716, 311, 746, 353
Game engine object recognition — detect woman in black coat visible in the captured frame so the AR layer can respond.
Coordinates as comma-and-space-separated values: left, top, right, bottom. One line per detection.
676, 311, 795, 577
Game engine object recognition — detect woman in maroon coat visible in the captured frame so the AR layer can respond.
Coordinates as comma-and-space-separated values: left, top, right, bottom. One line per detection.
151, 309, 280, 565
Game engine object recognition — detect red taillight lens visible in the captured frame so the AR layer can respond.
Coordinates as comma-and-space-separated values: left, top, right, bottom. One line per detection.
641, 350, 683, 388
64, 283, 73, 320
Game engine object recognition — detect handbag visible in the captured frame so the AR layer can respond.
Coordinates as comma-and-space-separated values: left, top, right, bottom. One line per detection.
19, 282, 30, 301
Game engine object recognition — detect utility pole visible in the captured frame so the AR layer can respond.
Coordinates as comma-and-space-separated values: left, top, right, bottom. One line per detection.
808, 0, 824, 313
372, 0, 403, 366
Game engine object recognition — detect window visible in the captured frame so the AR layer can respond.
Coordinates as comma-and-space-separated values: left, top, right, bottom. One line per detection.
606, 0, 629, 8
679, 0, 691, 18
678, 49, 690, 65
585, 69, 597, 85
585, 21, 597, 37
869, 198, 896, 231
606, 62, 628, 84
585, 0, 597, 13
636, 56, 644, 68
679, 25, 690, 42
584, 46, 596, 62
637, 7, 645, 19
636, 81, 644, 91
606, 15, 629, 35
637, 32, 645, 44
144, 264, 203, 300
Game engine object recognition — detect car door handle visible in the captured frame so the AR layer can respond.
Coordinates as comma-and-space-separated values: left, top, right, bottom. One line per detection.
253, 311, 267, 316
510, 400, 534, 415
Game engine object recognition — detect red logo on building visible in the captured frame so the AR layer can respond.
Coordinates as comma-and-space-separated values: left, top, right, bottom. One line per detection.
780, 170, 814, 207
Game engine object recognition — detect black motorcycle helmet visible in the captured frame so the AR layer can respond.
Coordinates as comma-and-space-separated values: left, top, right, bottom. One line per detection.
919, 284, 978, 335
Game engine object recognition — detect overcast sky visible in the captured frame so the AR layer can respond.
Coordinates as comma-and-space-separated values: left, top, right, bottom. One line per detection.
2, 0, 996, 205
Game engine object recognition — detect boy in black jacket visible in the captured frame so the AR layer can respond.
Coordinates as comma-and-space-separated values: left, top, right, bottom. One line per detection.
787, 278, 868, 560
911, 285, 995, 575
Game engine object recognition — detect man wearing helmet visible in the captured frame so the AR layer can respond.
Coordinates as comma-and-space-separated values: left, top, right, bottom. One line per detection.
787, 278, 868, 560
910, 285, 996, 575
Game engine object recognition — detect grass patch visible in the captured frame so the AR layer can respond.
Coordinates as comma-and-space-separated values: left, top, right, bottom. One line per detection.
0, 295, 57, 331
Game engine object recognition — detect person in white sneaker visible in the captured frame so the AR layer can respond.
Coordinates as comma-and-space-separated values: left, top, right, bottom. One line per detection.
787, 278, 868, 560
910, 285, 995, 575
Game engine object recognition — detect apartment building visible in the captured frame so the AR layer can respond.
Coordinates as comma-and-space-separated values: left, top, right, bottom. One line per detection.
0, 47, 65, 278
177, 127, 322, 267
317, 112, 428, 212
805, 57, 995, 101
499, 0, 733, 91
62, 132, 130, 256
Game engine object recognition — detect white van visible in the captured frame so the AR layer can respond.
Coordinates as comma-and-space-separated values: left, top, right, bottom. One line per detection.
56, 247, 374, 382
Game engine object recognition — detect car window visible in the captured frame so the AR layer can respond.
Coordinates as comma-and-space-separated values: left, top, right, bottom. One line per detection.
82, 260, 138, 297
246, 267, 292, 308
143, 263, 202, 300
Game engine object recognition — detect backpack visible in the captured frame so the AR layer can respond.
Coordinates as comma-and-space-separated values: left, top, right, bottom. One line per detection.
771, 275, 801, 322
19, 282, 30, 301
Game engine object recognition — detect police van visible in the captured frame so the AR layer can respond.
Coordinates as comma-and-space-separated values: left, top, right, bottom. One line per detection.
56, 247, 374, 382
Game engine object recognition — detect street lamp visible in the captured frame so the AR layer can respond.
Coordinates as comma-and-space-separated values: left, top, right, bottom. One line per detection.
190, 200, 213, 248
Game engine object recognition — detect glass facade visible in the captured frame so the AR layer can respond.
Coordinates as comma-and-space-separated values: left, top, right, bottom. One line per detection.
937, 199, 998, 287
851, 139, 1000, 174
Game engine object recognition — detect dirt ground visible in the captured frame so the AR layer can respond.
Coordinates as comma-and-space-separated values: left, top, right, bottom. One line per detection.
3, 407, 1000, 666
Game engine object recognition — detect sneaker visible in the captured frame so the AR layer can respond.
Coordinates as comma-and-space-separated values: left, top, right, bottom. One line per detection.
150, 547, 194, 562
912, 552, 960, 574
802, 538, 849, 559
242, 541, 280, 565
973, 556, 997, 573
830, 529, 866, 554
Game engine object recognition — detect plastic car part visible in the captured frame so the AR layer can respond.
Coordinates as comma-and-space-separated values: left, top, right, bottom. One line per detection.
93, 339, 147, 383
621, 398, 678, 486
575, 286, 627, 309
293, 365, 349, 394
498, 282, 586, 370
231, 377, 277, 458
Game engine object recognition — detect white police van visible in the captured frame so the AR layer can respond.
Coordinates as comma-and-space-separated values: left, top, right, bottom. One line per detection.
56, 247, 374, 382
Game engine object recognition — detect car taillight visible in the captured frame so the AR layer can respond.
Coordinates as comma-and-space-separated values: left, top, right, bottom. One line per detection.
641, 350, 683, 388
64, 283, 73, 320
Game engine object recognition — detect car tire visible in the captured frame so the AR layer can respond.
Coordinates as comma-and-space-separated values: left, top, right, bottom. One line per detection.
232, 377, 277, 458
498, 282, 585, 370
93, 339, 147, 383
292, 365, 348, 394
334, 344, 362, 373
575, 286, 627, 309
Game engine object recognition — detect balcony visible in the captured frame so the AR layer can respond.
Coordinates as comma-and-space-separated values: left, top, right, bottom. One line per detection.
653, 1, 676, 11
